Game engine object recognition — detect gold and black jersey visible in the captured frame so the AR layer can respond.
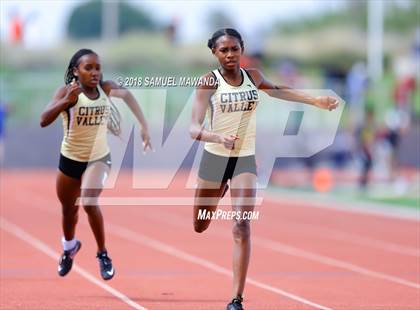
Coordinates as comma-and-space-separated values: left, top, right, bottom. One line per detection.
205, 68, 259, 157
60, 86, 111, 162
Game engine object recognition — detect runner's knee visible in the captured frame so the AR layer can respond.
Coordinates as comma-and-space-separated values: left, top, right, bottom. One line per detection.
232, 220, 250, 242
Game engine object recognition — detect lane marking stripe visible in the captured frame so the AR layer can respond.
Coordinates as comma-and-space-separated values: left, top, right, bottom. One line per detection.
0, 218, 147, 310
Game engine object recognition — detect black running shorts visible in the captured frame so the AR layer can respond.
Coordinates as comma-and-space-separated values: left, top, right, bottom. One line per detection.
58, 153, 111, 180
198, 150, 257, 183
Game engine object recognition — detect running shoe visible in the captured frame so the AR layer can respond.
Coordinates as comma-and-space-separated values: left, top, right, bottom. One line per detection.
58, 240, 82, 277
97, 251, 114, 280
227, 297, 244, 310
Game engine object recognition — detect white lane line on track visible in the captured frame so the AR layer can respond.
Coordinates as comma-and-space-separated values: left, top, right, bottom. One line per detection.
144, 206, 420, 258
106, 222, 333, 310
273, 221, 420, 258
15, 191, 333, 310
0, 218, 147, 310
137, 209, 420, 290
252, 236, 420, 290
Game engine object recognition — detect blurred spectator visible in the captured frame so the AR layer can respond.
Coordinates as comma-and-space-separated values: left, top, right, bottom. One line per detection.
323, 65, 347, 98
277, 60, 300, 88
393, 75, 416, 115
330, 129, 353, 169
9, 12, 23, 44
346, 62, 368, 124
381, 56, 417, 193
165, 16, 179, 45
384, 106, 410, 183
412, 27, 420, 81
356, 107, 376, 191
0, 101, 9, 166
393, 56, 417, 117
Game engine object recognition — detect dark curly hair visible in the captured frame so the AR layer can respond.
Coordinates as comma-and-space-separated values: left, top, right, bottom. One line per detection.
207, 28, 244, 50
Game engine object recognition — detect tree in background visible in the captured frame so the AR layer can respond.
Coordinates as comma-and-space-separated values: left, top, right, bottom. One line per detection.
67, 0, 156, 39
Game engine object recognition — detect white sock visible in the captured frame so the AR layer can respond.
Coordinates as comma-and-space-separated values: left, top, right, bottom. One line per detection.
62, 237, 76, 251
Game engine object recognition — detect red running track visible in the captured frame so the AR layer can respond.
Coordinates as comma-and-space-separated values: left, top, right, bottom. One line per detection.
1, 170, 419, 309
